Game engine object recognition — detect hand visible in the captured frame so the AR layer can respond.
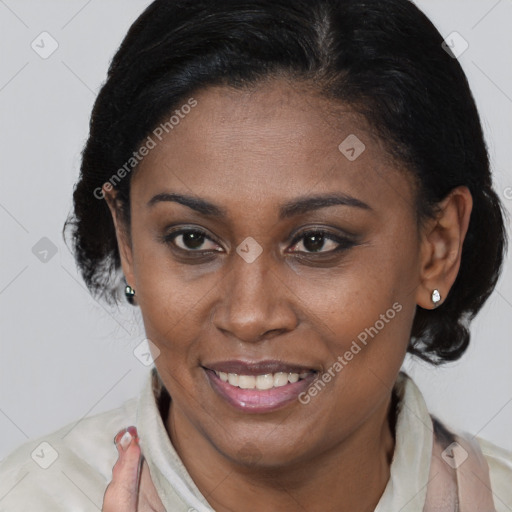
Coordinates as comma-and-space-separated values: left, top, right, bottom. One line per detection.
102, 426, 166, 511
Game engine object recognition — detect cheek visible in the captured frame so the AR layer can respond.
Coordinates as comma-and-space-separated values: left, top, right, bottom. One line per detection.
296, 232, 417, 378
131, 222, 206, 308
129, 233, 202, 355
300, 235, 415, 326
306, 281, 410, 382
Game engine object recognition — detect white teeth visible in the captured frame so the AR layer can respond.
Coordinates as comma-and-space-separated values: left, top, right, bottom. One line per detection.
274, 372, 289, 387
256, 374, 274, 390
238, 375, 256, 389
288, 373, 299, 383
213, 370, 311, 389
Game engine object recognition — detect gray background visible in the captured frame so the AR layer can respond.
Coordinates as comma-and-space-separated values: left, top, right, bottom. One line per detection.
1, 0, 511, 461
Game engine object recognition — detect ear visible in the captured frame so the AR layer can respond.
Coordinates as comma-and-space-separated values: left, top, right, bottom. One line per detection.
102, 185, 136, 291
415, 186, 473, 310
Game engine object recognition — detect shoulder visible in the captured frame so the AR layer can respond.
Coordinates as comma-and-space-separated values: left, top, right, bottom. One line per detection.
396, 373, 512, 510
476, 436, 512, 512
0, 396, 137, 512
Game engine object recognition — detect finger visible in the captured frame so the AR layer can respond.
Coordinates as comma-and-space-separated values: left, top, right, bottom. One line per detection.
102, 426, 142, 512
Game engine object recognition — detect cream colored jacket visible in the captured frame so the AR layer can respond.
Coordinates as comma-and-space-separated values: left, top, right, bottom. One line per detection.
1, 369, 511, 511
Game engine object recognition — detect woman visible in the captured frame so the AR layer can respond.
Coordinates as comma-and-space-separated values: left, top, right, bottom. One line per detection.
1, 0, 510, 510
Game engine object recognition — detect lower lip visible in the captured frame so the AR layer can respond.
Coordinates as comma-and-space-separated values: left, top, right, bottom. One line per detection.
204, 368, 317, 413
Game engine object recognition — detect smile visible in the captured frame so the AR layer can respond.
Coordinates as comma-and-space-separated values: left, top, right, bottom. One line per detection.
213, 370, 312, 390
203, 362, 319, 413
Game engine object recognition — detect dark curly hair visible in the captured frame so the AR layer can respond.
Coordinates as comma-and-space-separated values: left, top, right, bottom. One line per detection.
63, 0, 508, 365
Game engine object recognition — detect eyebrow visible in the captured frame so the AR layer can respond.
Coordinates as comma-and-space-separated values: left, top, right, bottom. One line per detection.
147, 193, 225, 217
147, 192, 372, 218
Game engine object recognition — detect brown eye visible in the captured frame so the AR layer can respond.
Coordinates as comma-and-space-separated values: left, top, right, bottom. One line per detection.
289, 230, 355, 254
165, 229, 222, 252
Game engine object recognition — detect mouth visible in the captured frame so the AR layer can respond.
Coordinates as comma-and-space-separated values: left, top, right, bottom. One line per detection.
211, 369, 312, 389
202, 360, 319, 413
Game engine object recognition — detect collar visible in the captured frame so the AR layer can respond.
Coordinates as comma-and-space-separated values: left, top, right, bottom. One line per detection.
136, 368, 213, 511
375, 371, 434, 511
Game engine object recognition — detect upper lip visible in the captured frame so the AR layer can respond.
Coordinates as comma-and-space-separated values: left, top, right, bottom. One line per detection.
203, 360, 317, 375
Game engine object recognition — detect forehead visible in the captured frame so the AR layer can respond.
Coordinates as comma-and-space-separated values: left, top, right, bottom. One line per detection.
131, 79, 415, 216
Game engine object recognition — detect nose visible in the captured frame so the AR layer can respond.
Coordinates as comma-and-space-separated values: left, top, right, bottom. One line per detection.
212, 248, 298, 344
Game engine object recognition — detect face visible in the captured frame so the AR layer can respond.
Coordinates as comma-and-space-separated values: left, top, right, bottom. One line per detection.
109, 79, 428, 468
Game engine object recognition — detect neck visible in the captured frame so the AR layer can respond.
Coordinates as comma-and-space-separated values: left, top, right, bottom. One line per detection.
165, 391, 397, 512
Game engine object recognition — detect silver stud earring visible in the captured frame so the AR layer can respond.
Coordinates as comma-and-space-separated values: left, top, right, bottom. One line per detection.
125, 284, 136, 305
431, 289, 441, 308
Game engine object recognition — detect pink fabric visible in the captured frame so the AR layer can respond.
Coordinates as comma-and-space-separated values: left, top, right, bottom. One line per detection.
424, 423, 496, 511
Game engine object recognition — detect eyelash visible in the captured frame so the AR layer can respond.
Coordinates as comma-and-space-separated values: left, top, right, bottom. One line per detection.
289, 229, 356, 254
162, 227, 357, 257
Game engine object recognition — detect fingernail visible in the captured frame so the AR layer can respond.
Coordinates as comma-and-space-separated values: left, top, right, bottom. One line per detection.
120, 431, 133, 450
114, 426, 139, 452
